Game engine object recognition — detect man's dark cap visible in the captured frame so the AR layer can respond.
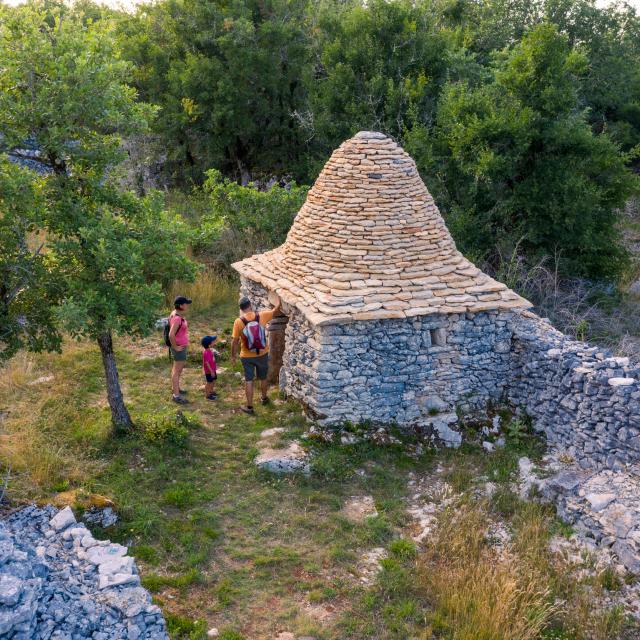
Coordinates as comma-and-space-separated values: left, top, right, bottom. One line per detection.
239, 297, 251, 310
174, 296, 192, 307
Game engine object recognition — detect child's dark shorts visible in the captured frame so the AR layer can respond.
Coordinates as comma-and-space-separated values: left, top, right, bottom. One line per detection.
204, 373, 217, 383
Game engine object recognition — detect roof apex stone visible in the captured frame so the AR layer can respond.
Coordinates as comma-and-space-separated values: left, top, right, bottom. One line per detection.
233, 131, 531, 325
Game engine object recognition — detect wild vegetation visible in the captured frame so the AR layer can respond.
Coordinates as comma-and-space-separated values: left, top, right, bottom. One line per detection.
1, 0, 640, 638
0, 281, 638, 639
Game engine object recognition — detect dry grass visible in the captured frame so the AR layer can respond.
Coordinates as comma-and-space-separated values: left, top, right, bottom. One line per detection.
421, 502, 556, 640
0, 342, 107, 500
167, 268, 237, 313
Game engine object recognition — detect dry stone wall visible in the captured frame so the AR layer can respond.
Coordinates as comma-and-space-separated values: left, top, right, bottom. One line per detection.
241, 277, 514, 428
508, 312, 640, 468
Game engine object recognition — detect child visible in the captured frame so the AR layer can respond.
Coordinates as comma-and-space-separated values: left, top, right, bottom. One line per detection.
201, 335, 218, 401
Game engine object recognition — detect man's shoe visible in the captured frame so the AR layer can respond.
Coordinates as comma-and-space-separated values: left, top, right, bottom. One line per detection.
261, 396, 270, 406
240, 405, 254, 415
206, 393, 218, 401
172, 395, 188, 405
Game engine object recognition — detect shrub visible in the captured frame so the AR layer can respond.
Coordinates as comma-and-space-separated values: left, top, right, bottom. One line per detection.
193, 170, 309, 268
136, 410, 201, 446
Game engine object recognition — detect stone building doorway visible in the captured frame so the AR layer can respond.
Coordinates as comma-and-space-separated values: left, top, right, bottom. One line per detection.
267, 311, 289, 384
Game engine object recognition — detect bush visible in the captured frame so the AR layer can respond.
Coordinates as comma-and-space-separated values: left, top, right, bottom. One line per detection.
136, 410, 201, 446
193, 170, 309, 268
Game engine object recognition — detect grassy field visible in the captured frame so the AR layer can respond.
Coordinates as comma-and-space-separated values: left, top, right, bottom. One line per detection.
0, 285, 638, 640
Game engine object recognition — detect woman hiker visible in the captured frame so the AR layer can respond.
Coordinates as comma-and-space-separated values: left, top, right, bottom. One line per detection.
168, 295, 192, 404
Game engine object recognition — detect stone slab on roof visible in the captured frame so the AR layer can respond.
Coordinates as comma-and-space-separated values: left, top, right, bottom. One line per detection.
233, 131, 531, 326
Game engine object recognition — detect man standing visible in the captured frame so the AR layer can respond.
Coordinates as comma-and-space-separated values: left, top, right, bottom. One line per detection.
169, 295, 191, 404
231, 295, 281, 414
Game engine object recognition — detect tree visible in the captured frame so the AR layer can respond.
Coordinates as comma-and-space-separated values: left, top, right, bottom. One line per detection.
116, 0, 312, 184
305, 0, 461, 157
0, 1, 197, 430
406, 23, 638, 279
0, 158, 61, 360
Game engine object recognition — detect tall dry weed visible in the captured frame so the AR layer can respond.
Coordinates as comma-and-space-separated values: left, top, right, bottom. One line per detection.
167, 269, 236, 313
0, 345, 104, 500
421, 503, 556, 640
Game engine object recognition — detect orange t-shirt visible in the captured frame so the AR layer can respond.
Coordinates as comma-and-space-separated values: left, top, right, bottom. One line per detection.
232, 309, 274, 358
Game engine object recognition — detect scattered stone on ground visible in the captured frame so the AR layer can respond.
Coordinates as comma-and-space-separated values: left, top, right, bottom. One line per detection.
0, 504, 167, 638
511, 452, 640, 618
341, 496, 378, 523
255, 442, 310, 474
83, 507, 119, 528
517, 453, 640, 577
207, 628, 219, 638
405, 469, 456, 543
549, 533, 640, 618
28, 375, 54, 386
356, 547, 387, 585
254, 427, 311, 474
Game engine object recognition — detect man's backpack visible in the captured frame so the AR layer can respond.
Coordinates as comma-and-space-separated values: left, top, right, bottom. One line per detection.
241, 314, 267, 353
164, 315, 183, 348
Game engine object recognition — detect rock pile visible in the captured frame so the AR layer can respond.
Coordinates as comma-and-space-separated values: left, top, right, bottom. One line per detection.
519, 454, 640, 576
0, 505, 167, 639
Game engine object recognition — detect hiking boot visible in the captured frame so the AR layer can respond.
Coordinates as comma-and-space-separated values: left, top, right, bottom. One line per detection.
240, 405, 254, 415
172, 395, 188, 405
261, 396, 270, 406
206, 393, 218, 401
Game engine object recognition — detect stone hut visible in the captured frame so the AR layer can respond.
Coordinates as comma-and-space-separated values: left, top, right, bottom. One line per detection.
232, 131, 532, 432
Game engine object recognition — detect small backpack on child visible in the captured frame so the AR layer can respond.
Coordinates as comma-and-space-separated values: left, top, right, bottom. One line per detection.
241, 314, 267, 353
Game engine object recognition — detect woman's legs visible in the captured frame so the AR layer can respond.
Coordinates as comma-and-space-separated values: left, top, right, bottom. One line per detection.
171, 360, 186, 396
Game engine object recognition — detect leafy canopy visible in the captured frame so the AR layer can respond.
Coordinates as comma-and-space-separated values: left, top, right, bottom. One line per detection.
407, 23, 638, 279
0, 1, 197, 354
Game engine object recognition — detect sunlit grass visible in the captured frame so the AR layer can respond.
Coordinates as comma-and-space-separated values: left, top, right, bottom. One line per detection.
168, 268, 237, 314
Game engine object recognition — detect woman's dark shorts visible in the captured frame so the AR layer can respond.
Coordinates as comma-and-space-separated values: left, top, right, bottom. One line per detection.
204, 373, 217, 383
170, 346, 188, 362
240, 354, 269, 381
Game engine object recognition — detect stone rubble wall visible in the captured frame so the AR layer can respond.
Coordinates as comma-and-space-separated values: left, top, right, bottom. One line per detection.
0, 505, 167, 639
508, 312, 640, 468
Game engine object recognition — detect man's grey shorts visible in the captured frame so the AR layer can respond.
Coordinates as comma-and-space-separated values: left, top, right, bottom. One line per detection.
171, 347, 188, 362
241, 354, 269, 381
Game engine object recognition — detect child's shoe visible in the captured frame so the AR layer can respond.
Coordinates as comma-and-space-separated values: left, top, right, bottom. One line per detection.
206, 393, 218, 401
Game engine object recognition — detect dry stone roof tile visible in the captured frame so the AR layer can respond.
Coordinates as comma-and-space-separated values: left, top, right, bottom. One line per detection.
233, 131, 531, 326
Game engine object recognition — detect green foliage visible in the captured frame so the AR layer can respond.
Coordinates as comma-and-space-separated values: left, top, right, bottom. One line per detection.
165, 613, 207, 639
389, 538, 418, 560
0, 1, 198, 426
307, 0, 459, 152
141, 568, 201, 593
107, 0, 640, 281
408, 23, 638, 279
0, 158, 60, 359
115, 0, 312, 184
193, 170, 309, 267
136, 410, 201, 446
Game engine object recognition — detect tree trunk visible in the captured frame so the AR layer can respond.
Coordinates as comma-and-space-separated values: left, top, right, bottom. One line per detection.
97, 331, 132, 432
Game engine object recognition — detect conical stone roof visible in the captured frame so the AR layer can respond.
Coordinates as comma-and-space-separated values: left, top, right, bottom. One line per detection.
232, 131, 531, 326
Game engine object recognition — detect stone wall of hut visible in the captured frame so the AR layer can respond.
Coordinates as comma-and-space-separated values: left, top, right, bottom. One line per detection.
240, 277, 515, 426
